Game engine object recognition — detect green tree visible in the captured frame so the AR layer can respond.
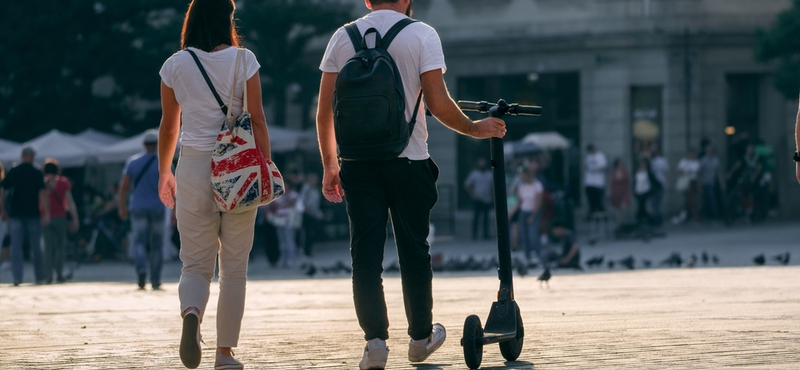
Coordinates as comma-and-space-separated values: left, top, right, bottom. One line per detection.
239, 0, 353, 129
755, 0, 800, 99
0, 1, 185, 141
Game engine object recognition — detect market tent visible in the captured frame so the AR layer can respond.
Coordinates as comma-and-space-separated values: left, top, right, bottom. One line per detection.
520, 131, 571, 151
504, 140, 541, 157
72, 128, 123, 150
95, 129, 167, 164
0, 130, 94, 168
0, 138, 23, 168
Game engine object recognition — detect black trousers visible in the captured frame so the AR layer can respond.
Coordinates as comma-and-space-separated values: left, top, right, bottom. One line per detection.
340, 157, 439, 341
471, 200, 492, 240
585, 186, 605, 214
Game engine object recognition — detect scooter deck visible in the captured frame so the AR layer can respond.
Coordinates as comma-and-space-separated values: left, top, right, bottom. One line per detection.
481, 299, 519, 344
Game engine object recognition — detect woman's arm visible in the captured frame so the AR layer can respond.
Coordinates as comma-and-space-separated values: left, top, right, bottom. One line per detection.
158, 81, 181, 209
247, 73, 271, 160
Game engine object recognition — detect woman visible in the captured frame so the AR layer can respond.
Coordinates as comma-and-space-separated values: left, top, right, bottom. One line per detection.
632, 157, 660, 226
675, 148, 700, 223
608, 158, 631, 222
510, 163, 544, 265
157, 0, 270, 368
42, 159, 79, 283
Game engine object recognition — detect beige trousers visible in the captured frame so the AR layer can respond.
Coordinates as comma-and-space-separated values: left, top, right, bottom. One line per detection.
176, 146, 257, 348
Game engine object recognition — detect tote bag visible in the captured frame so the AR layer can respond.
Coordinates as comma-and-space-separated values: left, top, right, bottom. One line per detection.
202, 48, 284, 213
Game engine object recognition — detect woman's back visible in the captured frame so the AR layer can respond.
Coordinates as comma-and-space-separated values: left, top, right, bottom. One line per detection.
159, 47, 260, 151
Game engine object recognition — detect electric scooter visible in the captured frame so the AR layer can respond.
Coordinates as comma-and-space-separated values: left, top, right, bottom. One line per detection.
457, 99, 542, 369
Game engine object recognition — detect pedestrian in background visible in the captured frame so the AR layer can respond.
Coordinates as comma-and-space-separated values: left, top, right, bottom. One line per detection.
464, 157, 493, 240
299, 173, 324, 257
157, 0, 270, 368
118, 131, 165, 290
699, 144, 722, 220
268, 180, 300, 268
608, 158, 631, 223
633, 157, 660, 226
42, 159, 79, 283
510, 164, 544, 265
316, 0, 506, 368
649, 144, 669, 226
584, 143, 608, 219
0, 162, 10, 272
1, 146, 49, 286
675, 148, 700, 224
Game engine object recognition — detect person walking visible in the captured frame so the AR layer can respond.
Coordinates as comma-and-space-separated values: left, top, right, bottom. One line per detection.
42, 159, 79, 283
299, 173, 324, 257
608, 158, 631, 223
675, 148, 701, 224
509, 165, 544, 265
118, 131, 165, 290
464, 157, 493, 240
583, 143, 608, 218
649, 145, 669, 226
699, 144, 722, 220
1, 146, 49, 286
157, 0, 270, 368
633, 157, 660, 226
316, 1, 506, 368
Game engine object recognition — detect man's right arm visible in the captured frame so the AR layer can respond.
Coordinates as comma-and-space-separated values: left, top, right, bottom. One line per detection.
421, 69, 506, 139
316, 72, 344, 204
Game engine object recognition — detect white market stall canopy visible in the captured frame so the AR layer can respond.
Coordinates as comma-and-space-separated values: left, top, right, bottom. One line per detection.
520, 131, 571, 151
0, 130, 95, 168
96, 129, 165, 164
0, 138, 22, 168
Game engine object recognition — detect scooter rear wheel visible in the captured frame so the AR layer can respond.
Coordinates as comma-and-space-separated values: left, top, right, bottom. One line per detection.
461, 314, 484, 369
499, 308, 524, 361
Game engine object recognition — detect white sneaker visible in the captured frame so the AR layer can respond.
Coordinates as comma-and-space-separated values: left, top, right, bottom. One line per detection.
359, 338, 389, 370
215, 349, 244, 370
408, 323, 446, 362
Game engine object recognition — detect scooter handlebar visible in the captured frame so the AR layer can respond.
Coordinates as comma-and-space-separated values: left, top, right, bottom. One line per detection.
457, 100, 491, 112
509, 103, 542, 116
457, 100, 542, 116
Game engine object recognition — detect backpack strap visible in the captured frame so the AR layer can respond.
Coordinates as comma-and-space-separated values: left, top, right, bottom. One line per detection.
186, 49, 228, 115
344, 23, 363, 52
381, 18, 418, 49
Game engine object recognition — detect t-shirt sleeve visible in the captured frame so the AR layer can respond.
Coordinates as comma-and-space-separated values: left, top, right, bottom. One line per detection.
320, 28, 348, 73
420, 27, 446, 74
122, 157, 134, 177
159, 54, 177, 88
244, 49, 261, 80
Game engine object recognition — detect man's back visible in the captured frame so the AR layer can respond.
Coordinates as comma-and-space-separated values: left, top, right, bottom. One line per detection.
124, 152, 161, 210
2, 163, 44, 218
320, 10, 445, 160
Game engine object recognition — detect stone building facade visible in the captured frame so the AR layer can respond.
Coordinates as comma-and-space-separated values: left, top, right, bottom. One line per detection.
319, 0, 799, 219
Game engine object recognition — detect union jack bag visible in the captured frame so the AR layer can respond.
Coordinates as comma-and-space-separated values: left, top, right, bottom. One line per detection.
189, 48, 284, 213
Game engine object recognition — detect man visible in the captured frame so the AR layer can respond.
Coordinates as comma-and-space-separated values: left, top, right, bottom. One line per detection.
464, 158, 493, 240
649, 144, 669, 226
299, 173, 324, 257
1, 146, 49, 286
699, 144, 721, 220
583, 144, 607, 218
543, 220, 581, 270
118, 131, 164, 290
316, 1, 506, 368
795, 96, 800, 184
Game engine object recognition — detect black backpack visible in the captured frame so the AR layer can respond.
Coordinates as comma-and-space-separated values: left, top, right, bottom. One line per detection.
333, 18, 423, 162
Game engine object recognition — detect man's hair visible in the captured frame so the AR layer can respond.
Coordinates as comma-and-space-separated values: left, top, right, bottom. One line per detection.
43, 158, 60, 175
369, 0, 400, 5
181, 0, 241, 52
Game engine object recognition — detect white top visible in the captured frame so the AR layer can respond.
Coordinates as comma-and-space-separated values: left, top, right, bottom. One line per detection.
517, 180, 544, 212
677, 158, 700, 180
584, 151, 608, 188
159, 47, 261, 151
651, 155, 669, 186
635, 170, 651, 195
319, 10, 447, 160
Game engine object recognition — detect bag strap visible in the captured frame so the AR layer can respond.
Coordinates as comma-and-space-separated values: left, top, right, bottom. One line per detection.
344, 18, 417, 51
186, 49, 228, 116
225, 49, 247, 126
133, 155, 157, 189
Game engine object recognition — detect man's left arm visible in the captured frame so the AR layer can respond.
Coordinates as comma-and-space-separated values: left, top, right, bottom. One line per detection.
316, 72, 344, 204
118, 174, 131, 221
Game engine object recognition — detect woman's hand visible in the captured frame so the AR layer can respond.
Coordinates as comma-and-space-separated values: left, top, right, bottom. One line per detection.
159, 172, 177, 209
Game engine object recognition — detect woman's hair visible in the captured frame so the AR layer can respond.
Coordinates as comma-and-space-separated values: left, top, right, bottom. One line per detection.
181, 0, 240, 52
43, 158, 60, 175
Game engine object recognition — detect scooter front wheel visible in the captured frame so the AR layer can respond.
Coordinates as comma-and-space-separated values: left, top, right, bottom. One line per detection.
499, 308, 524, 361
461, 314, 484, 369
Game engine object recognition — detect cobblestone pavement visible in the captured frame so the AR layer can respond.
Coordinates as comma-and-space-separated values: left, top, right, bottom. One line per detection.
1, 264, 798, 369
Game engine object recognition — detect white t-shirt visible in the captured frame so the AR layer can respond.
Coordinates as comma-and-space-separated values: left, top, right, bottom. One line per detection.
651, 155, 669, 186
319, 10, 447, 160
635, 170, 651, 195
584, 151, 607, 188
159, 47, 261, 151
517, 180, 544, 212
677, 158, 700, 180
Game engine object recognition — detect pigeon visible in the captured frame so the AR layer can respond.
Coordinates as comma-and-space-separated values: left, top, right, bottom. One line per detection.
712, 255, 720, 265
685, 254, 697, 268
701, 251, 709, 265
537, 267, 551, 288
619, 255, 635, 270
516, 262, 529, 278
642, 259, 652, 268
386, 261, 400, 273
659, 252, 683, 267
304, 263, 317, 277
753, 254, 766, 266
586, 255, 604, 268
773, 252, 790, 266
607, 260, 615, 269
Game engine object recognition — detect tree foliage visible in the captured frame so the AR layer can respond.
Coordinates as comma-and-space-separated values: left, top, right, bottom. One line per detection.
755, 0, 800, 99
239, 0, 354, 129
